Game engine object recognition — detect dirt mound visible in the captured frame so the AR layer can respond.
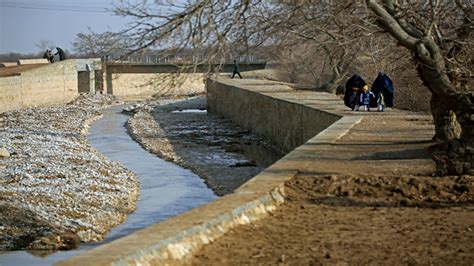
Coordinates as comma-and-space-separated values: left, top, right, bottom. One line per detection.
287, 174, 473, 208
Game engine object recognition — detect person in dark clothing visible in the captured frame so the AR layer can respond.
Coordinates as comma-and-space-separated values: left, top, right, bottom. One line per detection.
344, 74, 367, 110
231, 60, 242, 79
371, 72, 394, 111
42, 49, 53, 63
55, 47, 67, 61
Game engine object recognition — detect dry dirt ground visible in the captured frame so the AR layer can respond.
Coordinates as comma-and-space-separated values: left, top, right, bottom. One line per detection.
189, 115, 474, 265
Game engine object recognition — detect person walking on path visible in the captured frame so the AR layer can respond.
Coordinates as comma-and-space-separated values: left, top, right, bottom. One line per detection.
231, 60, 242, 79
55, 47, 67, 61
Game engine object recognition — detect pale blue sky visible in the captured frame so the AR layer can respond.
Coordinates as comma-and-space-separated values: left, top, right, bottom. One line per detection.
0, 0, 131, 54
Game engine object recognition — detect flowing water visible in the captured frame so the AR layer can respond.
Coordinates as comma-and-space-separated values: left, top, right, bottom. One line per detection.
0, 106, 217, 266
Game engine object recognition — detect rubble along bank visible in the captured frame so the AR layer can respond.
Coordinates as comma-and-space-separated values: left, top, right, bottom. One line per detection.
0, 95, 139, 251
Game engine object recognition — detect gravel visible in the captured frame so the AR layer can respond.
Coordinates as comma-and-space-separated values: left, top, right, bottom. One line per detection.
0, 94, 139, 251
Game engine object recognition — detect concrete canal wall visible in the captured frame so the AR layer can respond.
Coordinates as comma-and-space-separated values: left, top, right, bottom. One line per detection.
104, 62, 266, 98
108, 73, 206, 98
206, 79, 342, 153
0, 61, 267, 112
0, 59, 101, 113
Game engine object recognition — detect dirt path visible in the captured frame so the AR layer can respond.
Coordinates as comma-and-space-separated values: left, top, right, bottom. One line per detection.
189, 115, 474, 265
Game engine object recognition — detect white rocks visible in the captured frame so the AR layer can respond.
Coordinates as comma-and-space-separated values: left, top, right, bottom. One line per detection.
0, 94, 139, 250
0, 147, 10, 158
122, 103, 154, 114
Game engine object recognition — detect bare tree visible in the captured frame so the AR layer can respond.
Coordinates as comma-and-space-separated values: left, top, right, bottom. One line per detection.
113, 1, 372, 89
115, 0, 473, 175
35, 39, 55, 52
72, 30, 128, 58
366, 0, 473, 174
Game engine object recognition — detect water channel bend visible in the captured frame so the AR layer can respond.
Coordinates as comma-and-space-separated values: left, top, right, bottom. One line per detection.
0, 106, 217, 266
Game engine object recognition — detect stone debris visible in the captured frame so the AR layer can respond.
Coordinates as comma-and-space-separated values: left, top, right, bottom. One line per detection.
0, 147, 9, 158
122, 103, 154, 114
0, 94, 139, 251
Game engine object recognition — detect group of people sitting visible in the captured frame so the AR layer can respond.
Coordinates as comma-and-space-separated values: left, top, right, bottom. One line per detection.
343, 72, 394, 112
42, 47, 67, 63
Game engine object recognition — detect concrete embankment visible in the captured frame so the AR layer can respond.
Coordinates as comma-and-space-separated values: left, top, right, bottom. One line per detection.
58, 77, 368, 265
206, 78, 344, 153
0, 59, 102, 114
107, 73, 206, 98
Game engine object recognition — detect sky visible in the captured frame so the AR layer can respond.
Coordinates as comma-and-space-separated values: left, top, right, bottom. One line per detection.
0, 0, 131, 54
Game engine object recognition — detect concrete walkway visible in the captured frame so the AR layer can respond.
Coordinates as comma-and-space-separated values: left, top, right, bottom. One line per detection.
59, 77, 440, 265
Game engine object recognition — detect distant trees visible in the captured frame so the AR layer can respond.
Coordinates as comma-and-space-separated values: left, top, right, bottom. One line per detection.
113, 1, 378, 91
35, 40, 55, 52
0, 52, 41, 62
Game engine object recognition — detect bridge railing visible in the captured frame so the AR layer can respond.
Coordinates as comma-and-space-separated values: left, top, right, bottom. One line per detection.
101, 54, 267, 65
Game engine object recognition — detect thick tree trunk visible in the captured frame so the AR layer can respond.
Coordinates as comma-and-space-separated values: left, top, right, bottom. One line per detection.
429, 94, 461, 141
319, 73, 345, 94
416, 64, 472, 175
365, 0, 473, 175
461, 124, 474, 175
429, 120, 474, 175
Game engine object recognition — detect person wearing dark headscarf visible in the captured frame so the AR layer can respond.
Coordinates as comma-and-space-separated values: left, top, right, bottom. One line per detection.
42, 49, 53, 63
344, 74, 367, 110
55, 47, 67, 61
371, 72, 394, 111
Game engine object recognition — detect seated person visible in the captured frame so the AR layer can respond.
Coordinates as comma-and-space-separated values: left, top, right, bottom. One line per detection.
356, 85, 375, 111
371, 72, 394, 111
344, 74, 367, 110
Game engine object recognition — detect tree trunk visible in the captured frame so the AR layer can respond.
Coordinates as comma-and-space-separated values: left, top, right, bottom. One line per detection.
319, 73, 345, 94
429, 94, 461, 142
366, 0, 473, 175
417, 65, 472, 175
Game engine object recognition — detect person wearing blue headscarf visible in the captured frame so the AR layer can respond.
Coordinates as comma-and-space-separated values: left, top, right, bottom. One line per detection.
371, 72, 394, 111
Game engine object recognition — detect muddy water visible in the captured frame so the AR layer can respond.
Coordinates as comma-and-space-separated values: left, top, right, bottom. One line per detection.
0, 106, 217, 266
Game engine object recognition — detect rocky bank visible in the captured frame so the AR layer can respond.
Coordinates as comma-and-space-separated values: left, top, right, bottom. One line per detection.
0, 95, 139, 251
125, 96, 283, 196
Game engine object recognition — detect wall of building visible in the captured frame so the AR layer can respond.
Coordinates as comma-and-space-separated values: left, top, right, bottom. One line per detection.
206, 79, 342, 153
0, 59, 101, 113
